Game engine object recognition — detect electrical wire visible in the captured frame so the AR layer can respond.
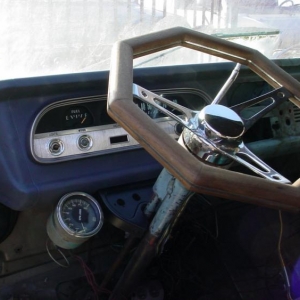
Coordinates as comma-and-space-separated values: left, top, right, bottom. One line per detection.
73, 255, 118, 300
46, 239, 70, 268
189, 196, 293, 298
278, 210, 293, 300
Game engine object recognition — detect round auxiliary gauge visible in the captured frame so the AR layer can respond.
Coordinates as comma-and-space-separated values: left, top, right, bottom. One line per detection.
47, 192, 103, 249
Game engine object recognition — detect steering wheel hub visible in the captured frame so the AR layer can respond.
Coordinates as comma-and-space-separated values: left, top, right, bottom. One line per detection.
182, 128, 233, 166
181, 104, 245, 166
199, 104, 245, 139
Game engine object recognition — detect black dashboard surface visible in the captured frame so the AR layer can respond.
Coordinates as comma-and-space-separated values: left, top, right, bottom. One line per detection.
1, 61, 300, 210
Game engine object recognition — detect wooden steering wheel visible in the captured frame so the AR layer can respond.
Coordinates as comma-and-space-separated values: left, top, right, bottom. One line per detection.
108, 27, 300, 212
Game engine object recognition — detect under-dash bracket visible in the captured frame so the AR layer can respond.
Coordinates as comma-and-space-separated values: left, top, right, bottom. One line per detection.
98, 181, 154, 237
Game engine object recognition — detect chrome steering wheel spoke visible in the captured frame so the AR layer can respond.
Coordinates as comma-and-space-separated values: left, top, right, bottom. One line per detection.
230, 87, 292, 131
133, 84, 199, 130
217, 142, 291, 184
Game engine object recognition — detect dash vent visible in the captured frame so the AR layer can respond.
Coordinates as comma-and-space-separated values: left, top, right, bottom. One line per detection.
293, 105, 300, 123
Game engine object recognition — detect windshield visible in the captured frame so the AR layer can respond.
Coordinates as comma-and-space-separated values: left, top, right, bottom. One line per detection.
1, 0, 300, 80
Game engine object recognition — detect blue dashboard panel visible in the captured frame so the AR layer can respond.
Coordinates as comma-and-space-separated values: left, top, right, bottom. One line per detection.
0, 61, 299, 210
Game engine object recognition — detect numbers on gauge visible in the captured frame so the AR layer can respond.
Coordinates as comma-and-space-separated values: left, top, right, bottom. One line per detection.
61, 197, 99, 234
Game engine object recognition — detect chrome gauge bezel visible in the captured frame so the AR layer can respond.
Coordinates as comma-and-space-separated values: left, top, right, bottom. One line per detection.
56, 192, 103, 238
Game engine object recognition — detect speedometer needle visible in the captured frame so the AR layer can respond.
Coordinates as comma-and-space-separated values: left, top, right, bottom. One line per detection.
81, 117, 86, 124
81, 223, 86, 232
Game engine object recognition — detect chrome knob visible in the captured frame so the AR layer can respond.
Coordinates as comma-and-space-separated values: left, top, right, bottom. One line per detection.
77, 135, 93, 151
49, 139, 64, 156
199, 104, 244, 139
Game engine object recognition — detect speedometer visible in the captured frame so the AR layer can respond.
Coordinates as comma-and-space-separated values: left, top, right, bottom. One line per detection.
134, 91, 210, 119
134, 95, 181, 119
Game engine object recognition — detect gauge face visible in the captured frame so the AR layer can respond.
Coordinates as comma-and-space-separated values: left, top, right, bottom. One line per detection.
64, 106, 93, 129
134, 93, 208, 119
58, 193, 102, 237
134, 97, 180, 119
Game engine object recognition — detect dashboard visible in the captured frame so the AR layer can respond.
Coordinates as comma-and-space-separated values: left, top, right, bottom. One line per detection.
1, 61, 300, 211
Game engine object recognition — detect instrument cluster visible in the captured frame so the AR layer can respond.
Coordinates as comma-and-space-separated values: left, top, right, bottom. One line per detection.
31, 89, 211, 163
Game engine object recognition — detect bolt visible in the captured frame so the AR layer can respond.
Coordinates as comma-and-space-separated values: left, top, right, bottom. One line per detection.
14, 246, 23, 254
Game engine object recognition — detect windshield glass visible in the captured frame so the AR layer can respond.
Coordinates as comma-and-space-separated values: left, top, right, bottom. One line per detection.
1, 0, 300, 80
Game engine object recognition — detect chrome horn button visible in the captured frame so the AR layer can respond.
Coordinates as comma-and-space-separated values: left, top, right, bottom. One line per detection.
199, 104, 245, 139
182, 104, 245, 166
